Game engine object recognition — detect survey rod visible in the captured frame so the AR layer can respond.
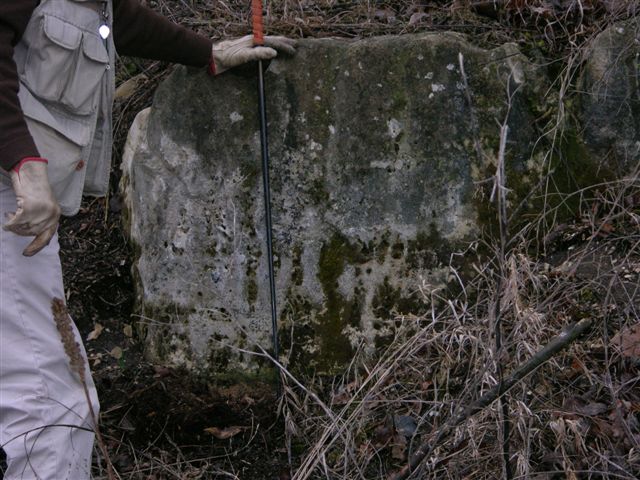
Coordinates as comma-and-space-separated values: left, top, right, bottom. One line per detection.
251, 0, 280, 379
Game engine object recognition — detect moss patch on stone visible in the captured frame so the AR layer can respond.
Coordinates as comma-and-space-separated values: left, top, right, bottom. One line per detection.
371, 276, 426, 319
314, 234, 368, 371
406, 225, 452, 271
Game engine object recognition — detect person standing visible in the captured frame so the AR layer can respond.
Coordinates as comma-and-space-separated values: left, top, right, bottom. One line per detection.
0, 1, 295, 478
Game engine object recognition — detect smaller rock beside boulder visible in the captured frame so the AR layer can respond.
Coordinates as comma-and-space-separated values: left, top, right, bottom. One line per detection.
580, 19, 640, 174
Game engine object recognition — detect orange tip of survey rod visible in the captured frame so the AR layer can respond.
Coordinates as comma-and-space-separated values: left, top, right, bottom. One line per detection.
251, 0, 264, 46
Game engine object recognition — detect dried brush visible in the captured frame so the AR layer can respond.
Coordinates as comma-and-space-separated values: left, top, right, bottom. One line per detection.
52, 298, 86, 380
51, 298, 116, 480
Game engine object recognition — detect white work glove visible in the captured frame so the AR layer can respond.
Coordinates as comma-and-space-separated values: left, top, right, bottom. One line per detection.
3, 158, 60, 257
211, 35, 296, 75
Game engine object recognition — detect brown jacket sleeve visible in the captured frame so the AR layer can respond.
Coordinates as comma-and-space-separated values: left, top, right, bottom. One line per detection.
113, 0, 212, 66
0, 1, 41, 172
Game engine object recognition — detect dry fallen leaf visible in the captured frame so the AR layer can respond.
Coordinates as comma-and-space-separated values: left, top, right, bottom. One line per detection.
576, 402, 609, 417
89, 352, 103, 367
409, 12, 428, 25
332, 380, 359, 405
110, 346, 123, 360
86, 323, 104, 341
204, 426, 243, 440
563, 397, 608, 418
598, 222, 616, 237
123, 324, 133, 338
611, 323, 640, 359
374, 8, 396, 23
114, 73, 148, 101
391, 434, 407, 460
373, 422, 394, 448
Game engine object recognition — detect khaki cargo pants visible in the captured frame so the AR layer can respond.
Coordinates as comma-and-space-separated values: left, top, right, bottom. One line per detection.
0, 121, 98, 479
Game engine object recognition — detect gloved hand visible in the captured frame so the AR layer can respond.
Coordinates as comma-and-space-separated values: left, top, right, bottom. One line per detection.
211, 35, 296, 75
3, 158, 60, 257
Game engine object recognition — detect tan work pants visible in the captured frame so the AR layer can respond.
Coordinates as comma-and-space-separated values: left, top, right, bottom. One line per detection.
0, 185, 98, 478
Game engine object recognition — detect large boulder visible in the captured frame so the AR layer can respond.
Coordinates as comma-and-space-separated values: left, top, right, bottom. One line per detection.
121, 33, 553, 378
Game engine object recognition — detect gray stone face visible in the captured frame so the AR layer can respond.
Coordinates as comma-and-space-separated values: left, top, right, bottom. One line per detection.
120, 34, 554, 377
580, 19, 640, 173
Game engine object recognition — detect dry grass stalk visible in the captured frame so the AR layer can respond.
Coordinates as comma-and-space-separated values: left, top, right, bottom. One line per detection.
52, 298, 86, 380
51, 298, 117, 480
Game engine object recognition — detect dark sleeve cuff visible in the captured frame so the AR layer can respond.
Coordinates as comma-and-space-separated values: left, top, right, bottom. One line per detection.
1, 133, 40, 172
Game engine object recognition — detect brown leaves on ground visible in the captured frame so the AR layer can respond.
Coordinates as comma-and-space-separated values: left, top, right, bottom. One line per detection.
204, 425, 244, 440
87, 322, 104, 341
372, 421, 408, 461
611, 323, 640, 359
558, 396, 640, 453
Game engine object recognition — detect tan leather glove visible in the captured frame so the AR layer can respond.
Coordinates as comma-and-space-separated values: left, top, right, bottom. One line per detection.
211, 35, 296, 75
3, 158, 61, 257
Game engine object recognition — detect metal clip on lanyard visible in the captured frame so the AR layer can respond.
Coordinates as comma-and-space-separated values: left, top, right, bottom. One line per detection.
99, 1, 110, 40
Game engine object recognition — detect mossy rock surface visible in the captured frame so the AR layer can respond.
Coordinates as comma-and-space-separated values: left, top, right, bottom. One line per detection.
121, 31, 632, 380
